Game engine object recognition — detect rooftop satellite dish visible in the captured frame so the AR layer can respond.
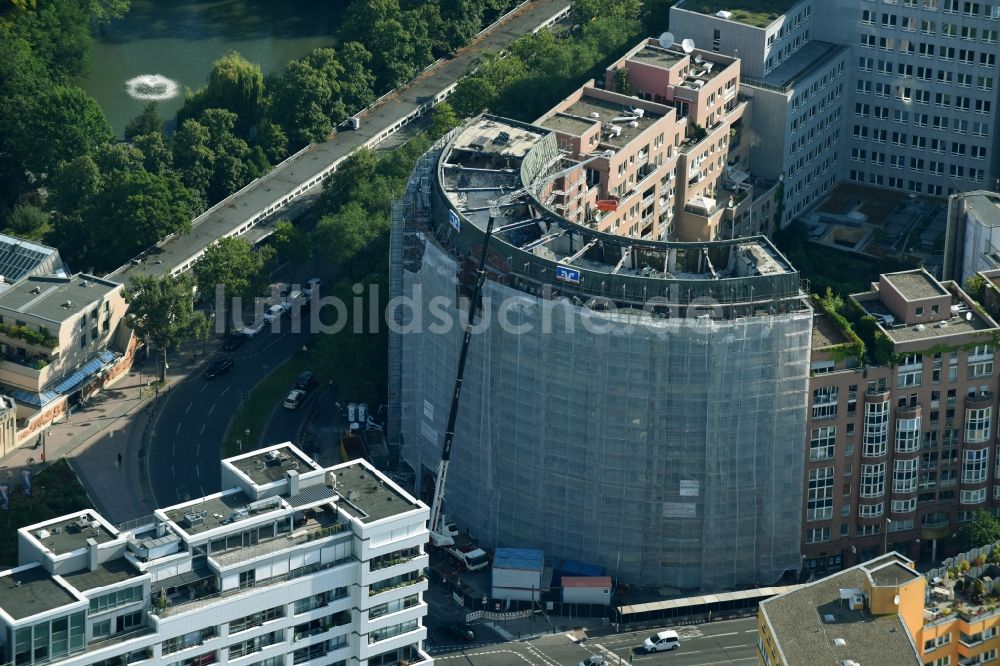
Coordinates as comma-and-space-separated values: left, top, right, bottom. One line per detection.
658, 32, 675, 49
695, 54, 704, 63
681, 38, 696, 54
966, 312, 973, 321
893, 594, 900, 606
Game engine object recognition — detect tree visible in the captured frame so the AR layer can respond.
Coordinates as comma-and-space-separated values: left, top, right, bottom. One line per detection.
5, 202, 49, 240
83, 170, 195, 272
172, 118, 214, 200
272, 220, 311, 266
47, 155, 102, 216
314, 202, 388, 273
255, 120, 288, 164
199, 108, 254, 202
337, 42, 376, 112
124, 274, 206, 381
317, 148, 379, 215
428, 102, 459, 140
640, 0, 678, 35
178, 51, 266, 137
131, 132, 172, 175
17, 85, 112, 175
193, 236, 273, 329
955, 510, 1000, 552
124, 102, 164, 141
93, 142, 145, 174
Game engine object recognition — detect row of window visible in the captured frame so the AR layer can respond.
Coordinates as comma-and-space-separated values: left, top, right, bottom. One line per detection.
860, 33, 999, 65
862, 9, 1000, 41
863, 0, 1000, 18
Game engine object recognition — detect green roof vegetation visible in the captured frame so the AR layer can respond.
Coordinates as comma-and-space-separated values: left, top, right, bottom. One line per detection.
681, 0, 800, 28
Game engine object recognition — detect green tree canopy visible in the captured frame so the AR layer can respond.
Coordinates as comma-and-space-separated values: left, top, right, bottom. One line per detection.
956, 510, 1000, 552
124, 273, 205, 381
17, 85, 112, 175
272, 220, 312, 266
193, 236, 274, 328
124, 102, 164, 141
4, 202, 49, 240
179, 51, 266, 136
47, 155, 102, 216
428, 102, 459, 140
314, 202, 388, 273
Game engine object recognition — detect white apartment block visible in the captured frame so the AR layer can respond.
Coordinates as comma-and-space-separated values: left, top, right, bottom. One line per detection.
670, 0, 1000, 224
0, 444, 432, 666
943, 189, 1000, 282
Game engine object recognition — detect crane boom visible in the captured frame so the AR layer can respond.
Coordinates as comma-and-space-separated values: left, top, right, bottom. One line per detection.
426, 149, 613, 541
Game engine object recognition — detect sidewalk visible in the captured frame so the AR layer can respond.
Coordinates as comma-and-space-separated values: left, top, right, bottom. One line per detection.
0, 343, 206, 526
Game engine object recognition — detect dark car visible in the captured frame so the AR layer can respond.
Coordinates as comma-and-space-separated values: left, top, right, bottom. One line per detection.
204, 357, 234, 379
439, 623, 476, 643
222, 333, 247, 351
296, 370, 317, 391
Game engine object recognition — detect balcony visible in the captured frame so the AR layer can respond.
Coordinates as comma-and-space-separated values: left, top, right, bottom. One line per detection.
369, 573, 427, 598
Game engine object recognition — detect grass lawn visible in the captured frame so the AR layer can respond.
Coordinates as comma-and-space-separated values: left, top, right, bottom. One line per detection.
680, 0, 797, 27
222, 354, 313, 458
0, 459, 93, 567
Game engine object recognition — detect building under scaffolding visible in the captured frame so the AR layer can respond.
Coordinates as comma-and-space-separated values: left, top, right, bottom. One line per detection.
389, 116, 814, 590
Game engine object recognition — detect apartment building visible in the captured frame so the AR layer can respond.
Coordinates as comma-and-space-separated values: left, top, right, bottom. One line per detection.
757, 553, 924, 665
804, 268, 1000, 575
671, 0, 1000, 226
759, 550, 1000, 666
534, 37, 780, 242
0, 443, 432, 666
670, 0, 848, 227
943, 190, 1000, 283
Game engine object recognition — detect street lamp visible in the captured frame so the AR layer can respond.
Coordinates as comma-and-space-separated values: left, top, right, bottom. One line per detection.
884, 517, 892, 555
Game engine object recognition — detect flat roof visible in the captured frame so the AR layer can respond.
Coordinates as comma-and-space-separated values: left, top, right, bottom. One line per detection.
0, 566, 79, 620
883, 271, 948, 301
812, 312, 851, 350
230, 445, 318, 486
761, 558, 921, 665
28, 514, 117, 556
538, 113, 600, 136
678, 0, 802, 27
451, 118, 547, 160
334, 462, 419, 523
631, 44, 685, 69
869, 562, 920, 587
961, 191, 1000, 227
759, 41, 846, 91
62, 559, 143, 593
855, 293, 997, 344
164, 490, 268, 536
563, 95, 661, 149
0, 274, 119, 323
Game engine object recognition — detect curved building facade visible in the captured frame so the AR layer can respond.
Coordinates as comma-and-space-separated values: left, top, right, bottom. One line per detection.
389, 116, 813, 590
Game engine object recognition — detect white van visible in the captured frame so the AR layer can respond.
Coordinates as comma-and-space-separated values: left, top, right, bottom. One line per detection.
642, 630, 679, 652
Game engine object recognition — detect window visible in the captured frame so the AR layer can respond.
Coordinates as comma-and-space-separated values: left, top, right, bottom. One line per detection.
962, 487, 988, 504
861, 462, 887, 497
892, 498, 917, 513
964, 448, 990, 483
806, 527, 831, 543
808, 467, 834, 521
895, 417, 920, 452
239, 570, 256, 588
230, 605, 285, 634
812, 386, 838, 419
89, 586, 144, 615
810, 426, 836, 460
893, 458, 919, 492
863, 401, 890, 456
966, 407, 992, 443
859, 502, 884, 517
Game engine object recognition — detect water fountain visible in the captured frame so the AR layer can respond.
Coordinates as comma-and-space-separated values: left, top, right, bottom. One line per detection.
125, 74, 180, 101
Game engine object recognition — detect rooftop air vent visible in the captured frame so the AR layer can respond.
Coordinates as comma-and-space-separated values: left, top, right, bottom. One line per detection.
833, 638, 847, 646
29, 287, 40, 294
61, 301, 73, 308
823, 614, 836, 623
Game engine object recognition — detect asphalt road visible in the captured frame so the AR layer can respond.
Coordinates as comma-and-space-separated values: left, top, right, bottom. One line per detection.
434, 618, 759, 666
146, 313, 315, 507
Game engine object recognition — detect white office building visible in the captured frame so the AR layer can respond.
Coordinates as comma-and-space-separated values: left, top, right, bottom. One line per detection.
943, 189, 1000, 282
0, 443, 432, 666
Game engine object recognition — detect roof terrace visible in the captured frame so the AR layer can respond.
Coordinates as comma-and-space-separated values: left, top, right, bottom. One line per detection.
631, 44, 686, 69
230, 445, 318, 487
811, 312, 851, 351
537, 113, 600, 137
62, 559, 143, 593
678, 0, 801, 28
563, 95, 661, 149
883, 270, 949, 301
163, 489, 274, 537
0, 566, 80, 621
333, 462, 420, 523
25, 511, 117, 556
853, 283, 998, 344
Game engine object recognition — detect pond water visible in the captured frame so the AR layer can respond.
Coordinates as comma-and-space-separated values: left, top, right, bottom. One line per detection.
81, 0, 344, 136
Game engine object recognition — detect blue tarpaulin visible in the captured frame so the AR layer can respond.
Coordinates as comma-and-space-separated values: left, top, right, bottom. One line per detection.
494, 547, 544, 571
553, 559, 605, 586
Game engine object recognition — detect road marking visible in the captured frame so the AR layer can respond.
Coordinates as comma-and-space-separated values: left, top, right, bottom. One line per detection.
171, 442, 175, 455
593, 643, 627, 665
220, 386, 229, 397
175, 422, 181, 434
744, 630, 757, 633
199, 383, 208, 393
185, 400, 194, 413
207, 403, 216, 416
436, 649, 534, 664
521, 643, 559, 666
171, 465, 175, 477
196, 442, 200, 456
709, 632, 738, 637
196, 466, 200, 478
200, 424, 206, 436
199, 485, 205, 497
685, 658, 756, 666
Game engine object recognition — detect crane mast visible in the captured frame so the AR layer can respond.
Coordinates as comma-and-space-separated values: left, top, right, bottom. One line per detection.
426, 149, 613, 542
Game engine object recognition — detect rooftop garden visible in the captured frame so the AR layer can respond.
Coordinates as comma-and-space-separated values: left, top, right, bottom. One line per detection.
680, 0, 801, 28
0, 323, 58, 349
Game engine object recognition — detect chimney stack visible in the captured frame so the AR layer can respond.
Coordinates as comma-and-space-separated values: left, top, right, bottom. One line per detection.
287, 469, 300, 496
86, 537, 99, 572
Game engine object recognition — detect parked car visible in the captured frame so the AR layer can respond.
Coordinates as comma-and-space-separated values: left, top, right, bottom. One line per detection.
283, 389, 306, 410
577, 656, 605, 666
641, 630, 680, 653
263, 304, 286, 323
284, 289, 305, 311
296, 371, 317, 391
302, 277, 322, 298
222, 333, 247, 351
439, 623, 476, 643
204, 357, 234, 379
236, 321, 265, 337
